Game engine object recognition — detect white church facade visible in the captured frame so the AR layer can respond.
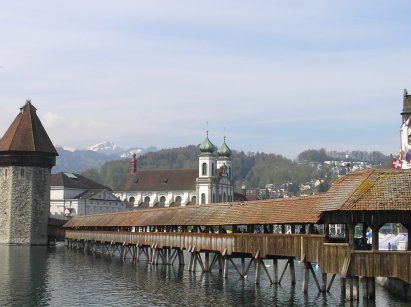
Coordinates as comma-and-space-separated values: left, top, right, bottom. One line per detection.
114, 133, 234, 208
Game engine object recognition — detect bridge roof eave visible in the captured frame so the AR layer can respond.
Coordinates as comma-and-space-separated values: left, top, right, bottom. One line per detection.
63, 196, 323, 229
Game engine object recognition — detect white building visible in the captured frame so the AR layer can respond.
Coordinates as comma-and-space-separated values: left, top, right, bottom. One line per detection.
114, 133, 234, 208
50, 172, 126, 219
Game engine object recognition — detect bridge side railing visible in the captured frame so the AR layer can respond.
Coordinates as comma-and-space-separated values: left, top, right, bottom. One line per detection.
348, 251, 411, 284
319, 243, 351, 275
65, 230, 325, 260
65, 230, 411, 283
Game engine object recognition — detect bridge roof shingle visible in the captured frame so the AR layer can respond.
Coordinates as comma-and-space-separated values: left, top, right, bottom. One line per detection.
318, 169, 411, 211
64, 169, 411, 228
64, 195, 323, 228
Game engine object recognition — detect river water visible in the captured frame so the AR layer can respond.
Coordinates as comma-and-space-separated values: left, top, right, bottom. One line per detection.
0, 244, 408, 306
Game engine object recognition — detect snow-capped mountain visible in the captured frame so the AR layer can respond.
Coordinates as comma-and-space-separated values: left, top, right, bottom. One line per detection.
88, 141, 124, 156
53, 143, 157, 174
88, 141, 157, 157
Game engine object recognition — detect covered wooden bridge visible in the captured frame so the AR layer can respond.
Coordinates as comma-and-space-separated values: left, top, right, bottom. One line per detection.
64, 169, 411, 301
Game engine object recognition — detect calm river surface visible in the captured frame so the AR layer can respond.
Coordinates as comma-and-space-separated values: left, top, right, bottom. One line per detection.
0, 244, 408, 306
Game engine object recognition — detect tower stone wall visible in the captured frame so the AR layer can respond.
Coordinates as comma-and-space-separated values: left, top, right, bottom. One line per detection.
0, 100, 57, 245
0, 166, 51, 244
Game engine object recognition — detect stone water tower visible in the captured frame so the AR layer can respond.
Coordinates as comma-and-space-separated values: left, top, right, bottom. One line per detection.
0, 100, 58, 244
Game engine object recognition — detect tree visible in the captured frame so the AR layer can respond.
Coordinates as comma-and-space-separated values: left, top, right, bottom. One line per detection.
297, 149, 328, 163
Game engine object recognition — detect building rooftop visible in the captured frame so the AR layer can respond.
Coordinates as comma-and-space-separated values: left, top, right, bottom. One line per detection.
51, 172, 110, 190
0, 100, 57, 155
65, 168, 411, 228
115, 169, 198, 192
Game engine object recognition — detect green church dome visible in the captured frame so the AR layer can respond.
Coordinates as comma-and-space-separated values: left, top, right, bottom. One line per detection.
199, 132, 216, 153
218, 137, 232, 157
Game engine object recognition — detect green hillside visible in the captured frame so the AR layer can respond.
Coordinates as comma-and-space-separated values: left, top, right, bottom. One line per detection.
82, 146, 391, 194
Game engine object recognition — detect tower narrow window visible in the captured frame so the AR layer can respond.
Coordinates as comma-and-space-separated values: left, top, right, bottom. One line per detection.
201, 193, 206, 204
202, 162, 207, 176
211, 163, 215, 176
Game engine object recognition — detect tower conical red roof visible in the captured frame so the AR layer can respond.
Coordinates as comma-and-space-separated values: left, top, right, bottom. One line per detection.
0, 100, 58, 167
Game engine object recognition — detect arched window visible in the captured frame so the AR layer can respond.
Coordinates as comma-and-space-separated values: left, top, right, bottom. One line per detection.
129, 196, 135, 204
144, 196, 150, 203
201, 193, 206, 204
175, 196, 182, 204
202, 163, 207, 176
159, 196, 166, 203
191, 196, 197, 204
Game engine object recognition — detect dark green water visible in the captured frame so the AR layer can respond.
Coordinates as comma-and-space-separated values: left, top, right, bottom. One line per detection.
0, 244, 408, 306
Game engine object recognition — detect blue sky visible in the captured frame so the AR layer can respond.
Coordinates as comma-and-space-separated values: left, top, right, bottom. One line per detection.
0, 1, 410, 159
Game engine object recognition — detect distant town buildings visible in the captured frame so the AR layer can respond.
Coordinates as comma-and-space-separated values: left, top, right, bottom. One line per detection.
50, 172, 126, 219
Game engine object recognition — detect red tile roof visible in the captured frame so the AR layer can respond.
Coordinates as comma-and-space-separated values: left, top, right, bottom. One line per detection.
115, 169, 198, 192
65, 168, 411, 228
324, 169, 411, 211
0, 101, 57, 155
64, 195, 323, 228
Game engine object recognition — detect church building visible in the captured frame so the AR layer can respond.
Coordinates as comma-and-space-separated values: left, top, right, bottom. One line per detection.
114, 133, 234, 208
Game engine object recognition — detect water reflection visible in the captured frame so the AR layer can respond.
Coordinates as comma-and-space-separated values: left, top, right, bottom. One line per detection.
0, 246, 50, 306
0, 244, 409, 306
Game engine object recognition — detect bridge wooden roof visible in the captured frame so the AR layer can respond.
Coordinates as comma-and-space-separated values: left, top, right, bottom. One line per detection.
64, 195, 323, 228
318, 169, 411, 211
64, 169, 411, 228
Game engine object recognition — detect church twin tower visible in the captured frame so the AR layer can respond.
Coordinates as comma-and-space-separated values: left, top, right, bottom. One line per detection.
196, 132, 234, 204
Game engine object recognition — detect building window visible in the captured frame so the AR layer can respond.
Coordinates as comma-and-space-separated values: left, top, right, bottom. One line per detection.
160, 196, 166, 203
212, 194, 215, 203
191, 196, 196, 204
144, 196, 150, 203
202, 163, 207, 176
211, 163, 215, 176
129, 196, 135, 204
223, 192, 227, 202
20, 168, 25, 178
175, 196, 182, 204
201, 193, 206, 204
